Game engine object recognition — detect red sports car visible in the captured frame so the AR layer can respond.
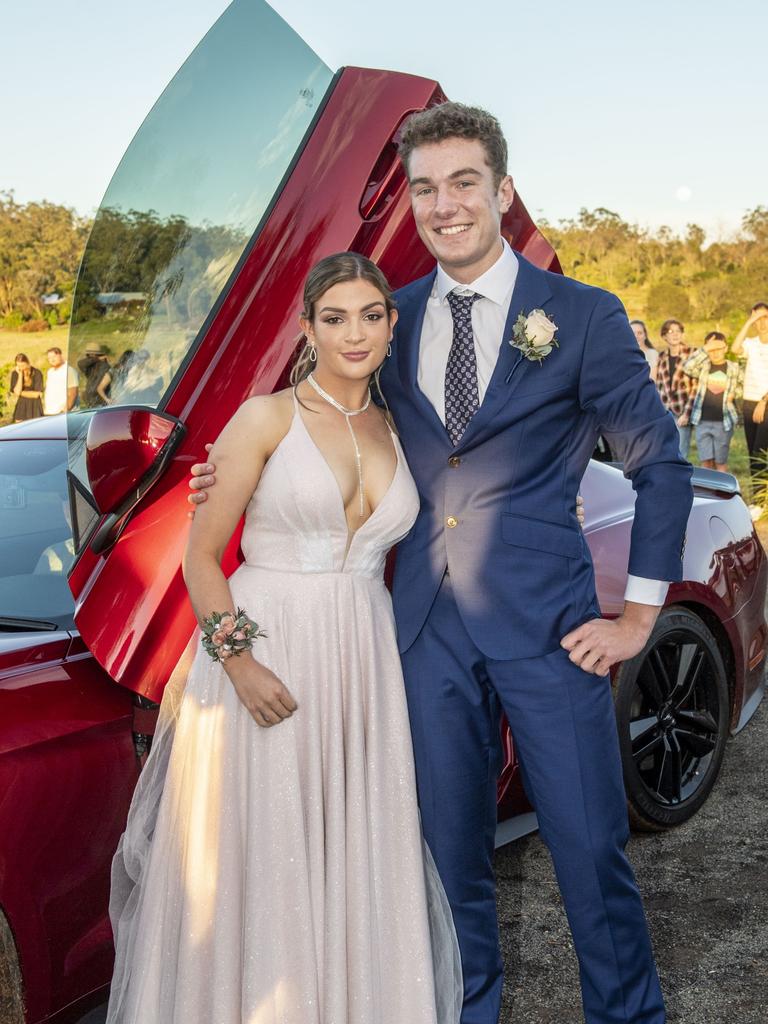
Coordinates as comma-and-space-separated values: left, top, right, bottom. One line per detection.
1, 1, 765, 1021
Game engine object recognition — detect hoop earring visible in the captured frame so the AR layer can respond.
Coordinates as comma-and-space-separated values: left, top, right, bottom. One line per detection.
386, 343, 392, 358
309, 345, 317, 363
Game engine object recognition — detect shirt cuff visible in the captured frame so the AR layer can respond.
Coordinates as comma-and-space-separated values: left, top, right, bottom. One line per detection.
624, 575, 669, 606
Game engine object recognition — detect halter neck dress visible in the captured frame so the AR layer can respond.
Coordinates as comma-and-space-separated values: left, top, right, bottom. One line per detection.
106, 393, 462, 1024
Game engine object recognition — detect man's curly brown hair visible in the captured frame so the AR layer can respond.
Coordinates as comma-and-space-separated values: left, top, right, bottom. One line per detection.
397, 102, 509, 188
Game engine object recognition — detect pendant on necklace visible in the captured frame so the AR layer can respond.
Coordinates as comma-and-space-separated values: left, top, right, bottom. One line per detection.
307, 373, 370, 517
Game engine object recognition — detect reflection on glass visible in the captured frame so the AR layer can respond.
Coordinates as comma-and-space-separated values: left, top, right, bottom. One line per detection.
69, 0, 332, 416
0, 440, 75, 629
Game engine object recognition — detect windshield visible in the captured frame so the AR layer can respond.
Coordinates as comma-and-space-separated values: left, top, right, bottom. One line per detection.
0, 440, 74, 630
68, 0, 333, 414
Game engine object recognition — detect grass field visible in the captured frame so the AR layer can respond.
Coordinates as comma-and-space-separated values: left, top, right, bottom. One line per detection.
0, 326, 70, 369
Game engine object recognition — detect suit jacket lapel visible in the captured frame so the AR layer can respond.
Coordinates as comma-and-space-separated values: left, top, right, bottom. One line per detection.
395, 272, 452, 445
457, 251, 554, 449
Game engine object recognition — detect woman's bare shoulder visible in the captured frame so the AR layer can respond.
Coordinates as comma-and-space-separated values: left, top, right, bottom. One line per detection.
238, 389, 293, 419
219, 390, 294, 451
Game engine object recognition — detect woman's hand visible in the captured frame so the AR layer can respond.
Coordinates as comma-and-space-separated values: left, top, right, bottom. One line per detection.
225, 656, 298, 727
12, 374, 22, 395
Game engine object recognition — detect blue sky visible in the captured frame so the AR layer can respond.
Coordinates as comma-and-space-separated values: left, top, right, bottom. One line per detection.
4, 0, 765, 238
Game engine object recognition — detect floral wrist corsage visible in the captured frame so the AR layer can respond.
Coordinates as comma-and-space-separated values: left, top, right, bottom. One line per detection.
201, 608, 267, 663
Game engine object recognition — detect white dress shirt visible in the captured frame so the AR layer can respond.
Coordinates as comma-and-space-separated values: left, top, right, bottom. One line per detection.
416, 240, 669, 607
418, 239, 519, 422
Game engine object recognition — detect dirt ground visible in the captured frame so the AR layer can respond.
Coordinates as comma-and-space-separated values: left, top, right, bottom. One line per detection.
496, 699, 768, 1023
75, 701, 768, 1024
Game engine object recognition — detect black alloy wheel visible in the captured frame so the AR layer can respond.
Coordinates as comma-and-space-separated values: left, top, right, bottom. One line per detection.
614, 606, 730, 831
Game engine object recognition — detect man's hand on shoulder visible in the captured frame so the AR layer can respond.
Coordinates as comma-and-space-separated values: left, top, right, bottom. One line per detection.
576, 494, 584, 527
188, 443, 215, 518
560, 601, 661, 676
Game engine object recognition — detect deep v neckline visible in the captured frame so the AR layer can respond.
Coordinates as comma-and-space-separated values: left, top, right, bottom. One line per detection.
292, 398, 401, 560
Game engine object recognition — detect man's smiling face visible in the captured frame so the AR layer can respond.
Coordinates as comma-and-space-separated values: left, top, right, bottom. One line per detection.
406, 137, 514, 284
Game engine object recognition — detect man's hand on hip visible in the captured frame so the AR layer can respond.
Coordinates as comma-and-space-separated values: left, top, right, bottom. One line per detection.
560, 601, 662, 675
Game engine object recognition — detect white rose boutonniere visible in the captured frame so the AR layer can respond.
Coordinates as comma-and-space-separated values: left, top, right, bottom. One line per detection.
511, 308, 559, 363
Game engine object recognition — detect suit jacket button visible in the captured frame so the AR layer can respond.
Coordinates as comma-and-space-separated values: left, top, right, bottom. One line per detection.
446, 516, 458, 528
448, 456, 461, 468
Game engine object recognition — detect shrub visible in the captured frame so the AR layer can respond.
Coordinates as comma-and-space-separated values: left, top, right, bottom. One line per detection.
0, 362, 12, 424
18, 319, 50, 333
1, 311, 24, 330
646, 281, 692, 321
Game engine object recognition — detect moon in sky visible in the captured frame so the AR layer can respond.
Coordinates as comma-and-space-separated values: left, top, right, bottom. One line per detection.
676, 186, 693, 202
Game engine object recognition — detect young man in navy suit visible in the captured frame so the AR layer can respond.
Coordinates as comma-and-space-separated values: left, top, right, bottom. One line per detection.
190, 103, 692, 1024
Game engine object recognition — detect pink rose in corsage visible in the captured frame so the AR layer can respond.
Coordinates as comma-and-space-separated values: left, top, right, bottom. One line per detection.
201, 607, 267, 664
511, 308, 558, 363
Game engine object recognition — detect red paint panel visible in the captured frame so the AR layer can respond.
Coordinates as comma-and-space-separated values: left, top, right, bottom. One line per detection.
0, 653, 136, 1022
86, 408, 180, 515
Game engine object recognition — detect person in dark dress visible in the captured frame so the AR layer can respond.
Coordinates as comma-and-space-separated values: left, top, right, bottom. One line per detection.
96, 349, 135, 404
77, 342, 111, 408
9, 353, 44, 421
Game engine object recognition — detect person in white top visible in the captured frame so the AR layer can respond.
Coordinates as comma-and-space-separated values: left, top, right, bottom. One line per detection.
629, 319, 659, 380
43, 347, 79, 415
731, 302, 768, 490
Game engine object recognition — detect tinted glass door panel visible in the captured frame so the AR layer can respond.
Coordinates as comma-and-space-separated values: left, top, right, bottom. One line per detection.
69, 0, 333, 420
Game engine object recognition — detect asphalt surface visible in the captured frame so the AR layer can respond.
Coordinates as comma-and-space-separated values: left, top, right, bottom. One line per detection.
77, 695, 767, 1024
496, 698, 768, 1023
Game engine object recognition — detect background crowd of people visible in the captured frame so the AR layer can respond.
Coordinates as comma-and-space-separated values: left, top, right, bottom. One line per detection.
7, 343, 161, 422
10, 346, 79, 419
8, 303, 768, 514
632, 304, 768, 515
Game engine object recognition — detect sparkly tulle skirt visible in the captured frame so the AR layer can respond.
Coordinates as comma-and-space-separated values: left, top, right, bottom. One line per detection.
105, 565, 462, 1024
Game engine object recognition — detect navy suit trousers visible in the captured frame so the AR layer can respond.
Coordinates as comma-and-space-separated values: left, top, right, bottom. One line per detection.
401, 574, 666, 1024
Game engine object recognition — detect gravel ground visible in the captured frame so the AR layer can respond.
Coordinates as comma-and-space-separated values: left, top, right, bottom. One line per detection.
77, 697, 767, 1024
496, 698, 768, 1023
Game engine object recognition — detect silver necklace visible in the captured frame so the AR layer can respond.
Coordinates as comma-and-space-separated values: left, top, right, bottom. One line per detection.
307, 373, 371, 518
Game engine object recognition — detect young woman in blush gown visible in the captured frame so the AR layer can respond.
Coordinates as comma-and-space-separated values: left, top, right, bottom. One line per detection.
105, 253, 462, 1024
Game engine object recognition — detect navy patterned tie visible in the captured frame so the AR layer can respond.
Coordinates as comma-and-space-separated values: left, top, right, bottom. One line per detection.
445, 290, 481, 445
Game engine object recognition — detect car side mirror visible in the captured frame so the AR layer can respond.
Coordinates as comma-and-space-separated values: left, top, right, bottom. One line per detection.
85, 407, 186, 552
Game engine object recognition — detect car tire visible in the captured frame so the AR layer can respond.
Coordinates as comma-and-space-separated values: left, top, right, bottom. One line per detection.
614, 605, 730, 832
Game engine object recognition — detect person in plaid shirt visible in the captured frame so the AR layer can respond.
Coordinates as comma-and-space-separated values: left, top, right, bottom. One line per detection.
656, 319, 694, 458
680, 332, 743, 472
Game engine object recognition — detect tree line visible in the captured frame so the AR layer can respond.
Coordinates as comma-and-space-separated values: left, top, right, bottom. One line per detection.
1, 189, 766, 339
541, 205, 768, 339
0, 191, 89, 328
